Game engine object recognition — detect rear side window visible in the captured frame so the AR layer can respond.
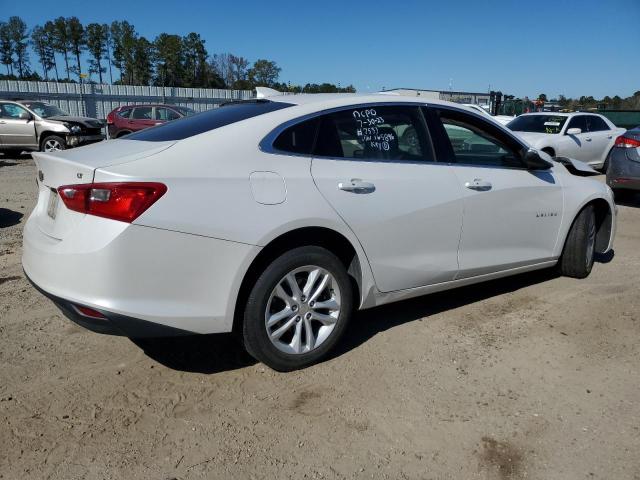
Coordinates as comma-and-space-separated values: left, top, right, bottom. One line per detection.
587, 116, 610, 132
272, 118, 319, 155
155, 107, 180, 121
124, 101, 292, 142
313, 105, 432, 161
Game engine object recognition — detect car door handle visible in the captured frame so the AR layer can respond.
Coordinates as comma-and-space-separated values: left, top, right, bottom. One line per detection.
0, 120, 6, 124
608, 135, 613, 139
338, 179, 376, 194
465, 179, 492, 191
585, 137, 592, 141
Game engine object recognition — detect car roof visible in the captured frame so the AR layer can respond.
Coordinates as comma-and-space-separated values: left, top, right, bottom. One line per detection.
518, 111, 605, 117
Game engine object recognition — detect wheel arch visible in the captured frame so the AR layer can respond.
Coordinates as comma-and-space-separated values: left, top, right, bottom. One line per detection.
541, 146, 555, 157
560, 197, 613, 256
232, 226, 365, 335
38, 131, 67, 148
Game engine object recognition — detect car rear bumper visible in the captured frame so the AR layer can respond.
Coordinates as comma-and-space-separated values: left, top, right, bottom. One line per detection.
25, 271, 193, 337
607, 151, 640, 191
22, 211, 260, 336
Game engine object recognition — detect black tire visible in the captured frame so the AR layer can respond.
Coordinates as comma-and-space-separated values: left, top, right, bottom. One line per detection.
242, 246, 353, 371
601, 149, 613, 173
116, 130, 132, 138
40, 135, 66, 152
557, 205, 596, 279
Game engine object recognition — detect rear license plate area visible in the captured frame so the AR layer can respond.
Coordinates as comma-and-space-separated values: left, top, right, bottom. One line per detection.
47, 188, 59, 219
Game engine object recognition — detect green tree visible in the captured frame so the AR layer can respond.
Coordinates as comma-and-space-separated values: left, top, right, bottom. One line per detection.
85, 23, 108, 83
43, 21, 60, 81
248, 59, 281, 87
132, 36, 153, 85
31, 25, 56, 81
66, 17, 85, 81
0, 22, 13, 76
110, 21, 137, 83
154, 33, 184, 86
537, 93, 547, 102
7, 16, 30, 78
182, 32, 208, 87
52, 17, 72, 80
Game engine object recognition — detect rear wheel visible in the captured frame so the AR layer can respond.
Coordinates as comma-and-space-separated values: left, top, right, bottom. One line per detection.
557, 205, 596, 278
242, 246, 353, 371
41, 135, 66, 152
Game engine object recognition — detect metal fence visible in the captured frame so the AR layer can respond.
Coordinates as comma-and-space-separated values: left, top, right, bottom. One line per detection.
0, 80, 255, 119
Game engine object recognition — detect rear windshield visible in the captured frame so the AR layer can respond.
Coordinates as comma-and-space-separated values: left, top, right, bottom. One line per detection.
123, 100, 292, 141
507, 115, 568, 134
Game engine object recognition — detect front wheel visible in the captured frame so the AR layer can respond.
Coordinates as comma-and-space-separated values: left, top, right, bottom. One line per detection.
557, 205, 596, 278
243, 246, 353, 371
41, 135, 66, 152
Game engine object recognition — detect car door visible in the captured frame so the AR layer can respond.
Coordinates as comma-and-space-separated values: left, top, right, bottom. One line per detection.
0, 103, 37, 148
308, 104, 464, 292
585, 115, 616, 165
127, 106, 159, 131
559, 115, 600, 164
425, 106, 563, 279
155, 107, 181, 124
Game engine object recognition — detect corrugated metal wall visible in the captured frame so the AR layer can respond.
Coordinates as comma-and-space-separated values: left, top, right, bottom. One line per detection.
0, 80, 255, 119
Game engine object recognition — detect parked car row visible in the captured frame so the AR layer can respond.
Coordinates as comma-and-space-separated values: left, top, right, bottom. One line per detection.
0, 100, 195, 153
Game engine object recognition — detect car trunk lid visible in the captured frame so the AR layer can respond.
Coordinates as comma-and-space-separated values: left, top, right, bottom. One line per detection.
32, 139, 175, 240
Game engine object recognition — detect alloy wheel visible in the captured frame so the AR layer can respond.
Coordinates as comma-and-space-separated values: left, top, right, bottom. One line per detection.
44, 139, 63, 152
265, 265, 341, 355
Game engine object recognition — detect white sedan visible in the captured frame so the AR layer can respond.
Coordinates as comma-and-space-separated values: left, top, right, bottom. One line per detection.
507, 112, 625, 169
23, 95, 616, 371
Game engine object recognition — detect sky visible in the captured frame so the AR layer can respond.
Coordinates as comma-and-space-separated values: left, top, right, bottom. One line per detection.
2, 0, 639, 99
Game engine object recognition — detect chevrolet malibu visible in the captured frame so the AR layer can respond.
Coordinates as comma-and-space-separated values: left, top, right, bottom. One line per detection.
23, 94, 616, 371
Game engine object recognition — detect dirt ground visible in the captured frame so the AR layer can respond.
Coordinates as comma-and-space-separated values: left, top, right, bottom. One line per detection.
1, 153, 639, 480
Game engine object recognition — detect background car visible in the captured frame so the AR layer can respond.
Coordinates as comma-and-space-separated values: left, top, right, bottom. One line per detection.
606, 128, 640, 194
23, 95, 616, 371
462, 103, 514, 125
106, 104, 196, 138
0, 100, 105, 153
507, 112, 625, 170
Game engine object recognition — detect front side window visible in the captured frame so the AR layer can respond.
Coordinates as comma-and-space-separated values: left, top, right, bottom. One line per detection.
507, 115, 568, 134
586, 116, 610, 132
566, 116, 588, 133
155, 107, 180, 121
0, 103, 29, 119
313, 105, 432, 161
117, 108, 132, 118
131, 107, 153, 120
21, 102, 68, 118
435, 109, 524, 168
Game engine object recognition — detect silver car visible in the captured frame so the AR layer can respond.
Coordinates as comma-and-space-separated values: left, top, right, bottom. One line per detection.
0, 100, 105, 154
606, 127, 640, 193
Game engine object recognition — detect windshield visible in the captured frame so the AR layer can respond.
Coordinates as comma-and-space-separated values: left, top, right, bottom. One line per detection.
507, 115, 568, 134
174, 106, 196, 117
23, 102, 69, 118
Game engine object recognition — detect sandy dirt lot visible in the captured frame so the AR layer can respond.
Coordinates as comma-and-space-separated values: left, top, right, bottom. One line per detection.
1, 153, 639, 480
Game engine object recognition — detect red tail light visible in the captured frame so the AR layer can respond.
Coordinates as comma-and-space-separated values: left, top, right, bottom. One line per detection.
614, 135, 640, 148
106, 112, 114, 125
57, 182, 167, 223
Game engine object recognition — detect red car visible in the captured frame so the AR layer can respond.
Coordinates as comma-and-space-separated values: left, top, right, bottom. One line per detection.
106, 104, 196, 138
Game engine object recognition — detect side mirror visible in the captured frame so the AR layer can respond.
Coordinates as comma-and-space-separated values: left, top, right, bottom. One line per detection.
566, 127, 582, 135
523, 149, 553, 170
18, 111, 32, 121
